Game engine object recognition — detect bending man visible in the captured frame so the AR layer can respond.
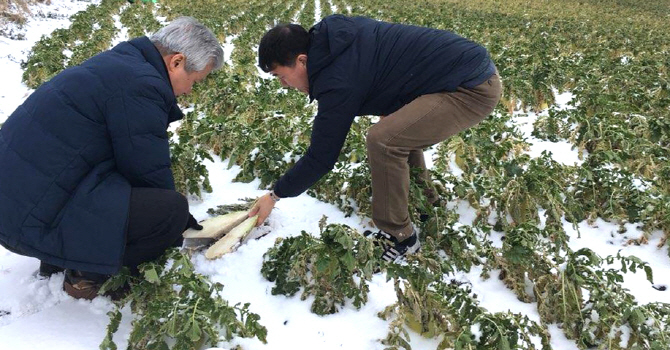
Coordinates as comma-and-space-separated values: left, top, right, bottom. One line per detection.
250, 15, 501, 262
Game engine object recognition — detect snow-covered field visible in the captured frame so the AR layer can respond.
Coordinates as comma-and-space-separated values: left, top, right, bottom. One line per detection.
1, 2, 669, 349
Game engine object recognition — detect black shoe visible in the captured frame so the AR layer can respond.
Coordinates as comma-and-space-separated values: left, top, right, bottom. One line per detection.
38, 261, 65, 278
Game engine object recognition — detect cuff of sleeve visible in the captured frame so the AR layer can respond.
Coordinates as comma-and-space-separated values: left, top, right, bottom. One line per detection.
273, 185, 286, 199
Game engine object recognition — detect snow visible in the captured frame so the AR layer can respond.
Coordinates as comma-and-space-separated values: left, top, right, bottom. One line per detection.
513, 90, 583, 166
470, 322, 482, 341
1, 3, 669, 350
292, 1, 306, 23
254, 44, 273, 80
564, 219, 670, 305
329, 0, 337, 14
111, 8, 130, 48
314, 0, 322, 25
0, 0, 95, 125
222, 34, 238, 66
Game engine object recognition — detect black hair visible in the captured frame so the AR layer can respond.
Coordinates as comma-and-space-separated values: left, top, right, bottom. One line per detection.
258, 23, 309, 72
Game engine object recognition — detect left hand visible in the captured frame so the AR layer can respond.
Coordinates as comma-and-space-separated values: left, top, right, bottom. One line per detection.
248, 193, 277, 227
186, 213, 203, 230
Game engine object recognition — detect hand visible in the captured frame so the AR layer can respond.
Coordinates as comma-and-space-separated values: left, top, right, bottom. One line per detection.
248, 193, 277, 227
186, 213, 203, 230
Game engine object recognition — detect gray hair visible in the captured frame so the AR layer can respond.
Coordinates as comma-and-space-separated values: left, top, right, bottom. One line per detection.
150, 16, 223, 72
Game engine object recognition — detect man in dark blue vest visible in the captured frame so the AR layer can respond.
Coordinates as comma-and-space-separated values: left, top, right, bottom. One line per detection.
0, 17, 222, 299
251, 15, 501, 262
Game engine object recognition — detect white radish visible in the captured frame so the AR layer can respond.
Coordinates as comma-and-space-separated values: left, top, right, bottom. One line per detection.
183, 211, 248, 239
205, 215, 258, 260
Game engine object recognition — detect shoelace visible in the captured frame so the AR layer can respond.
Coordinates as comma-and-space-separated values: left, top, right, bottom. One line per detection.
364, 230, 420, 262
382, 234, 420, 263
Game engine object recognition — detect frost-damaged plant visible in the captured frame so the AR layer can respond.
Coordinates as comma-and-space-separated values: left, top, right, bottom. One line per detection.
261, 217, 379, 315
380, 253, 458, 348
308, 117, 374, 217
437, 114, 576, 244
170, 110, 214, 198
452, 311, 551, 350
534, 248, 666, 349
532, 107, 573, 142
417, 198, 484, 274
21, 0, 125, 88
380, 254, 550, 350
489, 222, 555, 303
99, 249, 267, 350
568, 159, 651, 227
206, 198, 257, 216
119, 0, 161, 39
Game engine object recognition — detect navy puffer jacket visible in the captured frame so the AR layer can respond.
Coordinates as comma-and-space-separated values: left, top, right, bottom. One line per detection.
273, 15, 495, 198
0, 36, 182, 274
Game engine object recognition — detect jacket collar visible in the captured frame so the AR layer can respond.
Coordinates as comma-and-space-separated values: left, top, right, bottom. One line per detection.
307, 15, 356, 100
129, 36, 171, 86
128, 36, 183, 123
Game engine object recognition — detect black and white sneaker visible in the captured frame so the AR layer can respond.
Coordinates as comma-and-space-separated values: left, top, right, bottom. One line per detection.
381, 231, 420, 262
364, 229, 395, 249
364, 229, 421, 262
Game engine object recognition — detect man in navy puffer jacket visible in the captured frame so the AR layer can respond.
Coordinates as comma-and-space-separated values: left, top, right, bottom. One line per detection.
0, 17, 222, 299
251, 15, 501, 262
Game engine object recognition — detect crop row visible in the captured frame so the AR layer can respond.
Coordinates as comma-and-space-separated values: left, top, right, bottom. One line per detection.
19, 0, 670, 348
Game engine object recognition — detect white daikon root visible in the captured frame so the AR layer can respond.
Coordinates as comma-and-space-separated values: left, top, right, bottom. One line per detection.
205, 215, 258, 260
183, 211, 248, 239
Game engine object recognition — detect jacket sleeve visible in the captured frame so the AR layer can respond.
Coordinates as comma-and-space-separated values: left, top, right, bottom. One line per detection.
105, 77, 176, 190
273, 87, 360, 198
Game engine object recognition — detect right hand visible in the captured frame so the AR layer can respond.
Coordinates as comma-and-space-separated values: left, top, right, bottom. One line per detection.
248, 193, 277, 227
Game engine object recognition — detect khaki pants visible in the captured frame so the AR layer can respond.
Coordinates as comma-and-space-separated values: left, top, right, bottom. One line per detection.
366, 73, 502, 240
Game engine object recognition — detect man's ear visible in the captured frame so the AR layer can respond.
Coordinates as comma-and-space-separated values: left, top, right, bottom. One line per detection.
168, 53, 186, 71
297, 54, 308, 66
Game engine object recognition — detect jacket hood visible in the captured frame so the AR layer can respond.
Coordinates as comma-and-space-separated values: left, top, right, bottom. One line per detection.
307, 15, 356, 98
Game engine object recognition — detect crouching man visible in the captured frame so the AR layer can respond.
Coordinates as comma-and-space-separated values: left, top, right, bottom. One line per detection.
0, 17, 223, 299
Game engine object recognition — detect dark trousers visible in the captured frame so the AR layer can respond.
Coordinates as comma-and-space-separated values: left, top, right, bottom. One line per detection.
80, 187, 189, 281
123, 187, 189, 273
